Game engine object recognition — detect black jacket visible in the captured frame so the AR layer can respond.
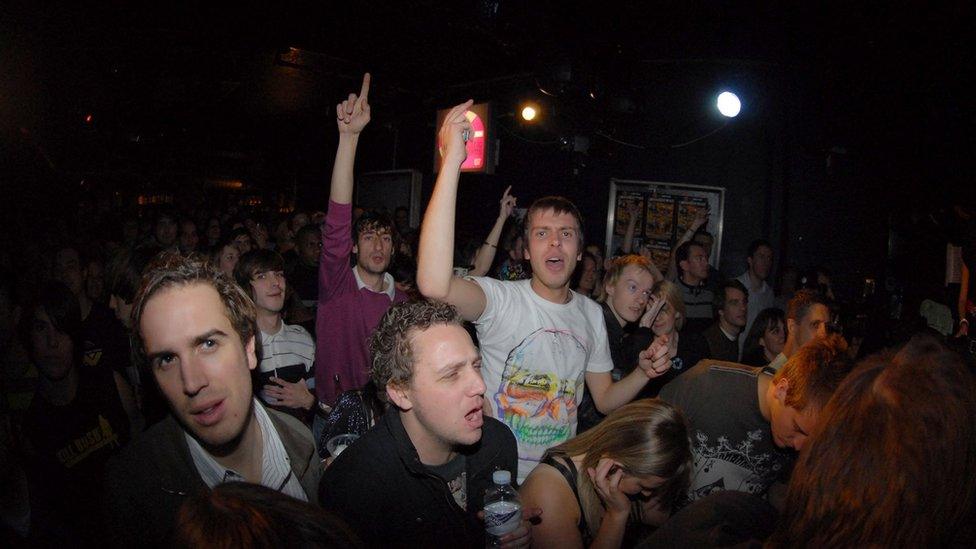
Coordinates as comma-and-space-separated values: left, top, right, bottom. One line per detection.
104, 405, 321, 547
319, 410, 517, 548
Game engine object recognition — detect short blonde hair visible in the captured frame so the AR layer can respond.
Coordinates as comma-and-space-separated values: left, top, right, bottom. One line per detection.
599, 255, 659, 303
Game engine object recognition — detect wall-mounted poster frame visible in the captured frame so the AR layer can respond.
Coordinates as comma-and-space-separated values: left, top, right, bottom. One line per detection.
605, 179, 725, 273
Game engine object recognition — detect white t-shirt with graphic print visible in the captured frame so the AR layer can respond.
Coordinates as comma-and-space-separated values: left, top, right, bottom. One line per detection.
471, 277, 613, 482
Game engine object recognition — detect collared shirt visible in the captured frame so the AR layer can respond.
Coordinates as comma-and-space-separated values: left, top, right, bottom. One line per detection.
186, 399, 307, 501
352, 265, 397, 301
258, 322, 316, 406
767, 352, 788, 373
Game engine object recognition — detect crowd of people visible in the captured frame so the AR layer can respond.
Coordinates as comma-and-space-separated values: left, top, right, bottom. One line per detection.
1, 73, 974, 548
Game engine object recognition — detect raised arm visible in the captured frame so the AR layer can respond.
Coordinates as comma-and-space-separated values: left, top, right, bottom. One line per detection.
469, 186, 516, 277
665, 206, 709, 280
417, 100, 487, 321
330, 73, 371, 205
620, 201, 640, 254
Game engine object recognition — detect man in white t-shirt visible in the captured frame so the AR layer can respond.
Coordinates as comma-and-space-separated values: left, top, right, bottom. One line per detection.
235, 249, 316, 422
417, 100, 672, 480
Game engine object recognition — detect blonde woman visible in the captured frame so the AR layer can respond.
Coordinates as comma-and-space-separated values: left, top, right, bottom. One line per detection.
519, 399, 692, 548
647, 279, 705, 384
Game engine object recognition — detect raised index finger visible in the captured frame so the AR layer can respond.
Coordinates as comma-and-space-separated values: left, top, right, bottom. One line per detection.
359, 73, 371, 101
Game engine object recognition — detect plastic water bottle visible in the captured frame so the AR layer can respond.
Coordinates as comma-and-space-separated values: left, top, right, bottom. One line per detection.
484, 470, 521, 547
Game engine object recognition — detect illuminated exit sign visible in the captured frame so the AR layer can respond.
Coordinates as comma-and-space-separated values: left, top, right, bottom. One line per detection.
433, 102, 494, 174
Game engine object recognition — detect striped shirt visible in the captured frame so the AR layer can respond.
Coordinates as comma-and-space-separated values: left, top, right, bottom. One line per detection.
186, 399, 307, 501
258, 322, 315, 405
679, 277, 715, 332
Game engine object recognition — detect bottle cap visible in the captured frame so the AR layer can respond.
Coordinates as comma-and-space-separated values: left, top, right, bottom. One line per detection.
492, 470, 511, 485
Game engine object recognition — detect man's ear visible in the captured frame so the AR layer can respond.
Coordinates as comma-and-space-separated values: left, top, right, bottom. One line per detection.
786, 318, 797, 337
386, 382, 412, 411
352, 243, 359, 256
773, 377, 789, 404
746, 256, 754, 271
245, 335, 258, 372
523, 246, 530, 261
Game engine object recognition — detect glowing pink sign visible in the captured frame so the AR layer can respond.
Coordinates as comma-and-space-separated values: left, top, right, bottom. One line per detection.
434, 102, 492, 174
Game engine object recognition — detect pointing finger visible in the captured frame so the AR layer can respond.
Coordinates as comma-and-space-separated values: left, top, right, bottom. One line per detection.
359, 73, 371, 100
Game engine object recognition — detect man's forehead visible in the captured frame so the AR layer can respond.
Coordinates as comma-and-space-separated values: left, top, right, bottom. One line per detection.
529, 209, 580, 229
143, 283, 233, 329
803, 304, 830, 322
410, 323, 477, 361
360, 226, 392, 236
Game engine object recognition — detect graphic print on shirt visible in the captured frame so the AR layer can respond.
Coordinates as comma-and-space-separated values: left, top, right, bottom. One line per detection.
493, 328, 587, 466
689, 428, 783, 500
56, 414, 122, 469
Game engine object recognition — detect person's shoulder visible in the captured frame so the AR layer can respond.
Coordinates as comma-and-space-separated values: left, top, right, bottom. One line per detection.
108, 415, 180, 476
266, 406, 313, 441
280, 322, 314, 343
322, 419, 398, 488
574, 292, 604, 314
705, 360, 761, 378
470, 275, 523, 291
470, 276, 532, 305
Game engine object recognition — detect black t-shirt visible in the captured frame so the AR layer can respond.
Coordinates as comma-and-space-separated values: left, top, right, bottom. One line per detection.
22, 365, 129, 545
427, 454, 467, 511
81, 301, 130, 377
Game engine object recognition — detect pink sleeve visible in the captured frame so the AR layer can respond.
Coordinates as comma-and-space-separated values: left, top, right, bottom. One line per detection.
319, 200, 354, 303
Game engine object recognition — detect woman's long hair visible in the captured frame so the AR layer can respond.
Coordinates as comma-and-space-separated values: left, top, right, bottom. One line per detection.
549, 399, 692, 532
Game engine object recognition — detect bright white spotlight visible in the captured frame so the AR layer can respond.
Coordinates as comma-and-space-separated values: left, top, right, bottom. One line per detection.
717, 92, 741, 117
521, 105, 538, 121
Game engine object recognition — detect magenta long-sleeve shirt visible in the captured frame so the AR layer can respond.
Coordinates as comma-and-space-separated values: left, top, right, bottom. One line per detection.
315, 201, 407, 405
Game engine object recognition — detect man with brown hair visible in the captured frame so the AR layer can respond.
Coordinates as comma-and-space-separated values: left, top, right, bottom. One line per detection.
659, 334, 853, 507
104, 253, 320, 547
417, 101, 671, 482
767, 289, 831, 372
319, 300, 534, 548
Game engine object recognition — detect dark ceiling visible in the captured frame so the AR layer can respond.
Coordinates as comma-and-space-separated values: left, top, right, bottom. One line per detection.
1, 1, 973, 197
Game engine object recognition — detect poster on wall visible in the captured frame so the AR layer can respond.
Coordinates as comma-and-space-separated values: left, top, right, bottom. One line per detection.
613, 191, 645, 236
605, 179, 725, 272
644, 194, 676, 241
